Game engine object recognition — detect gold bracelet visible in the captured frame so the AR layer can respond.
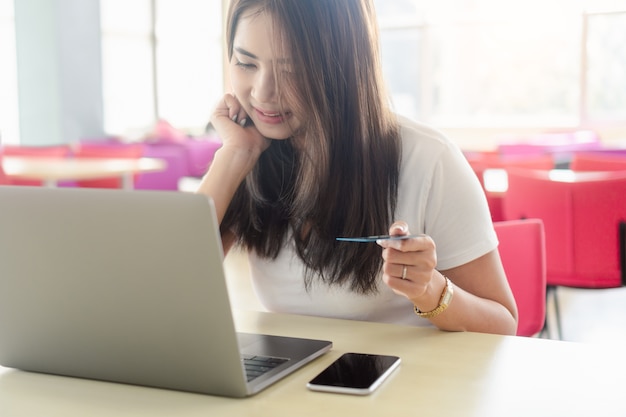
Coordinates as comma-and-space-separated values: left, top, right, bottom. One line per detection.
414, 276, 454, 319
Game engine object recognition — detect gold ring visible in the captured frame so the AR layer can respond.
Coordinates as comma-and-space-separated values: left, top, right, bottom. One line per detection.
401, 265, 408, 280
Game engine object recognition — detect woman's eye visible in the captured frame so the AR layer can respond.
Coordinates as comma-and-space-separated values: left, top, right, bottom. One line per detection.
235, 60, 256, 71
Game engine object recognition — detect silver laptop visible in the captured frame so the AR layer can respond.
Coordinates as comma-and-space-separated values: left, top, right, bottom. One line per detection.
0, 186, 331, 397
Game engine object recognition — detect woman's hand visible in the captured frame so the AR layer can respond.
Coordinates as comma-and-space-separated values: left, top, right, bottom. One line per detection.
377, 221, 443, 310
210, 93, 270, 155
196, 94, 271, 242
378, 221, 518, 334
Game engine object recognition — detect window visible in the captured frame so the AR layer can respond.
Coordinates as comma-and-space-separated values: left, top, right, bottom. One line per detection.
0, 0, 19, 145
100, 0, 223, 137
586, 11, 626, 122
155, 0, 223, 131
374, 0, 626, 131
101, 0, 154, 137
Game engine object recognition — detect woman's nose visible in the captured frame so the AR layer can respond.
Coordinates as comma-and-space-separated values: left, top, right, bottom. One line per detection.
252, 69, 277, 103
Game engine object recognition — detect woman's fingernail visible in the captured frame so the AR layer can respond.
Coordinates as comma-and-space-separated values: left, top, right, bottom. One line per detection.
239, 118, 247, 127
231, 114, 238, 122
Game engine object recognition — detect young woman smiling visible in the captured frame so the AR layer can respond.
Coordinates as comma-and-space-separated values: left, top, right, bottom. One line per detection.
197, 0, 518, 335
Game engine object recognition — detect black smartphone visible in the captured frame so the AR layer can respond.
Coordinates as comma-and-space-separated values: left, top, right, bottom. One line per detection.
306, 352, 401, 395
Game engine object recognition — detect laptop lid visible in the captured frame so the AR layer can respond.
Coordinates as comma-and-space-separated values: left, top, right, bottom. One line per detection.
0, 186, 331, 397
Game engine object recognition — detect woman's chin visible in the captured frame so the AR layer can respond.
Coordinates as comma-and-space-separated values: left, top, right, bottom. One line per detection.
265, 135, 292, 141
256, 126, 294, 141
252, 116, 300, 141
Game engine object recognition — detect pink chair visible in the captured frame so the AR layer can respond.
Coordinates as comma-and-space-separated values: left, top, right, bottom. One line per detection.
503, 168, 626, 338
494, 219, 546, 337
0, 144, 72, 186
73, 142, 145, 189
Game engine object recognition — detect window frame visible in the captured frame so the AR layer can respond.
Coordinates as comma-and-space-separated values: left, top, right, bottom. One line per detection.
100, 0, 224, 137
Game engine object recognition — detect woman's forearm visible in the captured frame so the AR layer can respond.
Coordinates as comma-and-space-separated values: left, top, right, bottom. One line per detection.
196, 145, 261, 226
426, 274, 518, 335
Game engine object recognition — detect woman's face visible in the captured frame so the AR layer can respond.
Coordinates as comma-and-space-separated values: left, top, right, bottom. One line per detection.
230, 10, 302, 140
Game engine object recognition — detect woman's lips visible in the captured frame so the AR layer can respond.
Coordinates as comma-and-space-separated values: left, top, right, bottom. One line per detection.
254, 107, 291, 125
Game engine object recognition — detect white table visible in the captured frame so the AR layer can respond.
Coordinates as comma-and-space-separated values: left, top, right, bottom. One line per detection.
2, 156, 166, 190
1, 310, 625, 417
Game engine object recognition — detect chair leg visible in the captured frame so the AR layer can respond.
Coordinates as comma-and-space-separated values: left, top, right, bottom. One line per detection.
539, 297, 550, 339
539, 318, 549, 339
542, 286, 563, 340
551, 286, 563, 340
539, 298, 550, 339
619, 221, 626, 285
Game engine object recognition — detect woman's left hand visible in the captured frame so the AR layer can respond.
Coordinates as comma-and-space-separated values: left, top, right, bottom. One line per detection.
377, 221, 440, 305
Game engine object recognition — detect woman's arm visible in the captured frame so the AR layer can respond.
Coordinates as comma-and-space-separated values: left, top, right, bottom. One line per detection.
379, 222, 518, 335
196, 94, 269, 255
434, 251, 517, 334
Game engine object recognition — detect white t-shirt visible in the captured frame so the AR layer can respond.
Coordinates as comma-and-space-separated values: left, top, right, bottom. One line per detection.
246, 115, 498, 326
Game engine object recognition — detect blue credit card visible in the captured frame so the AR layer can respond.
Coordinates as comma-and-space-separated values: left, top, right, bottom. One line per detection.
336, 234, 421, 243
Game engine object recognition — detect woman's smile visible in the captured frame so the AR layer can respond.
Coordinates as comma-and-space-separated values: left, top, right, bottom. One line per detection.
230, 9, 301, 140
253, 107, 292, 125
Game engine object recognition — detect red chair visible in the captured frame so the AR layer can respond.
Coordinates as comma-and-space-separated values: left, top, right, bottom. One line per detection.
0, 144, 72, 186
570, 152, 626, 172
494, 219, 546, 337
0, 157, 9, 185
503, 168, 626, 338
73, 142, 145, 189
464, 151, 554, 221
1, 144, 71, 157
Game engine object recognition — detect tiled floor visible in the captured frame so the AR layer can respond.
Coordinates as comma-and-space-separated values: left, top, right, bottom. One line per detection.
550, 286, 626, 345
224, 250, 626, 345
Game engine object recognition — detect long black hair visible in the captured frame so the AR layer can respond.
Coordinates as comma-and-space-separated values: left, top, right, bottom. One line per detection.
222, 0, 401, 294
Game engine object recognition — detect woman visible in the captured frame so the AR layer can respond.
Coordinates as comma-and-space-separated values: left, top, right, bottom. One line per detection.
198, 0, 518, 335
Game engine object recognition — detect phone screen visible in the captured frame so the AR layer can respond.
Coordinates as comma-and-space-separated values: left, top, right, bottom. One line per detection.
307, 352, 400, 395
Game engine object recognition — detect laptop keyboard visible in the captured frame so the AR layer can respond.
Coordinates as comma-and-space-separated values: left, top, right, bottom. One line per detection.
242, 354, 289, 382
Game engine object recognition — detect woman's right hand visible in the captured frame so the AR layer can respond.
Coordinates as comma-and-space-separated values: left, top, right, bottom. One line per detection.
197, 94, 270, 237
210, 93, 270, 156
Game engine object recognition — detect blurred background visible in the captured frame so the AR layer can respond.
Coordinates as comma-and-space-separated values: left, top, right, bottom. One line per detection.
1, 0, 625, 149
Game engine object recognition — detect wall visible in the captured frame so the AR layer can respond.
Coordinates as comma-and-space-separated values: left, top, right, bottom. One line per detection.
14, 0, 104, 145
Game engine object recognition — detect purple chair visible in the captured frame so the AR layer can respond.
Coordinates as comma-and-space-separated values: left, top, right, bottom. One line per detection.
136, 137, 222, 190
497, 130, 602, 167
183, 136, 222, 177
75, 134, 222, 190
135, 143, 188, 191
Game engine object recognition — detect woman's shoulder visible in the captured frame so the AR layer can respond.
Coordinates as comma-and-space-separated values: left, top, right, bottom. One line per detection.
394, 113, 459, 161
